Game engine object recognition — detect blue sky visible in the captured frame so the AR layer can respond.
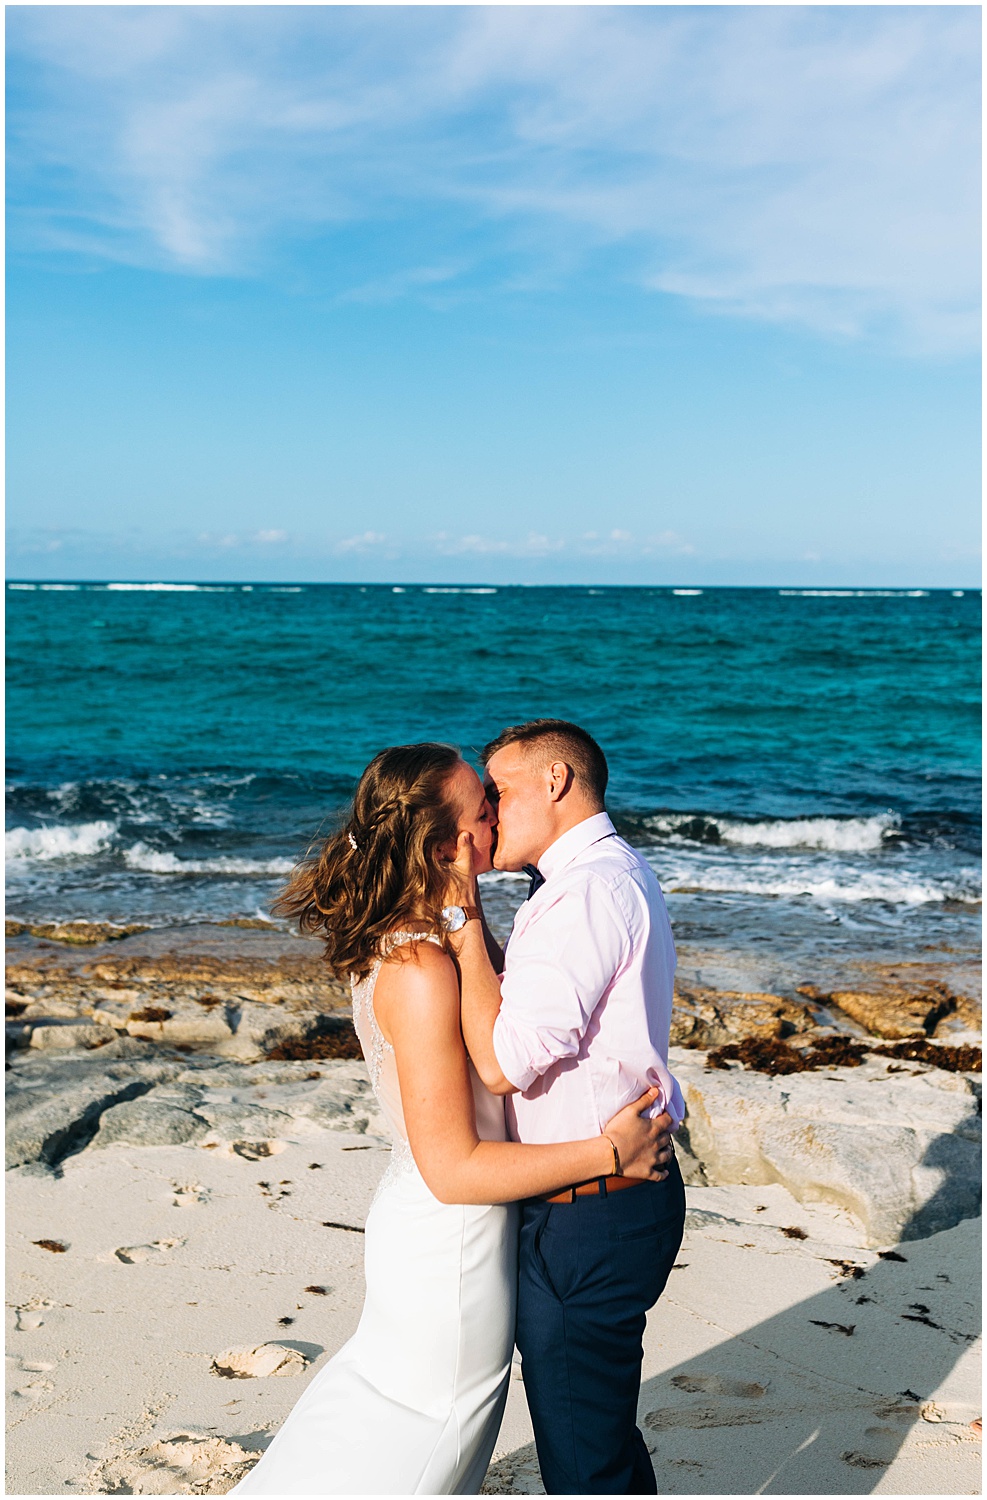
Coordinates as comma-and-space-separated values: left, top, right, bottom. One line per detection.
6, 5, 981, 586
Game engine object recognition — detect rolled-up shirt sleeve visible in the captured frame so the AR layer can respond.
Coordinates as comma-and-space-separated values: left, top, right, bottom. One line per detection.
493, 875, 628, 1092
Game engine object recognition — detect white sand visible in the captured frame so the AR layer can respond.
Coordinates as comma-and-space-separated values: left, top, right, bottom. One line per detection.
6, 1120, 980, 1497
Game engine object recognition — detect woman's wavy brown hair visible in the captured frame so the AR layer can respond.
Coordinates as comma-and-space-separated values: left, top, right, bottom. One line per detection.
272, 742, 463, 980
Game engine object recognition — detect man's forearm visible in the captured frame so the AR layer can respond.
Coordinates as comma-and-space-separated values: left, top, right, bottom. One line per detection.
452, 920, 517, 1095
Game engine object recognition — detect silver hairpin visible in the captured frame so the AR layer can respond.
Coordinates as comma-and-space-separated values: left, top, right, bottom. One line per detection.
347, 832, 359, 852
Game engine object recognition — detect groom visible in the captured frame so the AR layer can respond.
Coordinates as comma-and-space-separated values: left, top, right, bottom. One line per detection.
448, 719, 686, 1495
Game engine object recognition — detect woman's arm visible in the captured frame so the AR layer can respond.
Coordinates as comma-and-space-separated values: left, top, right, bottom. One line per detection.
374, 943, 666, 1206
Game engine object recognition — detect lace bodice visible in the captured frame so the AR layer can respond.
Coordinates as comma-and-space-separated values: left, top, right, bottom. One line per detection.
351, 932, 438, 1144
350, 930, 507, 1191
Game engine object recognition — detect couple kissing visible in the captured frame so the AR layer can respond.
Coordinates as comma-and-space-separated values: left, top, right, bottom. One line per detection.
233, 718, 685, 1497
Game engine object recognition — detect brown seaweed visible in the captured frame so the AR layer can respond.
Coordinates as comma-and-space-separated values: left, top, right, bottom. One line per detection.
266, 1025, 362, 1061
706, 1033, 980, 1076
871, 1038, 982, 1073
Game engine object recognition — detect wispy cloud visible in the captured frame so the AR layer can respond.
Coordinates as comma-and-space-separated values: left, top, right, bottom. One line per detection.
338, 264, 466, 307
6, 7, 979, 353
432, 528, 694, 559
434, 531, 565, 558
579, 528, 696, 557
333, 530, 389, 555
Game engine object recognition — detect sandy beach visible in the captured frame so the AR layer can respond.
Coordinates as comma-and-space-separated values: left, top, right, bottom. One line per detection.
6, 922, 982, 1495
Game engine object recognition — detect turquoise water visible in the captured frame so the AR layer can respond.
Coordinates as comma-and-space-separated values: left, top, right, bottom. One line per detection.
6, 582, 981, 963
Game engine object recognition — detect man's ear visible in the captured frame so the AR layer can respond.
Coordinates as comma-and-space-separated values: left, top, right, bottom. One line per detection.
546, 761, 573, 802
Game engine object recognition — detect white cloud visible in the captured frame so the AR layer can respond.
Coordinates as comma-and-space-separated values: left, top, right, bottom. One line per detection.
430, 529, 696, 559
338, 264, 466, 306
6, 5, 979, 351
12, 535, 64, 555
571, 528, 695, 557
253, 529, 287, 544
195, 531, 240, 548
333, 530, 388, 554
434, 531, 565, 557
647, 531, 695, 555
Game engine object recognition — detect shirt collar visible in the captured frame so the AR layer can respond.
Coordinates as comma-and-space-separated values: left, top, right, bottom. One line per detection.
537, 811, 616, 883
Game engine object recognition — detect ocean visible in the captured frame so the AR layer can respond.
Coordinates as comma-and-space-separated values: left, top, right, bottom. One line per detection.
6, 581, 981, 975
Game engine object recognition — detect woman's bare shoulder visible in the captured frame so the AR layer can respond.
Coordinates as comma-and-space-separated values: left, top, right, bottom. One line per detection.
375, 938, 457, 1010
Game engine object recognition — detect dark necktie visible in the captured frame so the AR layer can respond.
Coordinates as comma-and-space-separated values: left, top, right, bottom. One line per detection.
523, 863, 545, 901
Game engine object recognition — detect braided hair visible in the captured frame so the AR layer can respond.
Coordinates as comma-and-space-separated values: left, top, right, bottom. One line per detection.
272, 743, 462, 979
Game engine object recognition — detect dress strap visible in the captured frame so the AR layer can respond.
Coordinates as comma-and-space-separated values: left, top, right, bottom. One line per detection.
380, 930, 444, 956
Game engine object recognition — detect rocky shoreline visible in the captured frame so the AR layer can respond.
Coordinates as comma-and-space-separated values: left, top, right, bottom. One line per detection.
6, 919, 981, 1235
7, 917, 981, 1056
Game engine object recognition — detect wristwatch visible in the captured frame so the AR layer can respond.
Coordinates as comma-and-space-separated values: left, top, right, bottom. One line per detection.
440, 904, 481, 933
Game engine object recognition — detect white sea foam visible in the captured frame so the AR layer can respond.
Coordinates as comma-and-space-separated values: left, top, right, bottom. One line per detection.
644, 811, 900, 852
423, 587, 498, 594
6, 820, 116, 861
104, 582, 235, 592
718, 813, 900, 852
122, 843, 294, 876
8, 583, 36, 589
39, 583, 80, 590
661, 866, 979, 906
672, 588, 703, 595
777, 589, 929, 598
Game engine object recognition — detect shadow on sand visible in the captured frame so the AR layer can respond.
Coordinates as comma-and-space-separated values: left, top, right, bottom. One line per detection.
634, 1221, 980, 1494
484, 1164, 980, 1495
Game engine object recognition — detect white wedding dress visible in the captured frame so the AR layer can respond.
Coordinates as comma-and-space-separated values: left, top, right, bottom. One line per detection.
233, 933, 518, 1496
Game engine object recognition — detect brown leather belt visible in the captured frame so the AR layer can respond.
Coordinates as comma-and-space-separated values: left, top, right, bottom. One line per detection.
537, 1175, 645, 1205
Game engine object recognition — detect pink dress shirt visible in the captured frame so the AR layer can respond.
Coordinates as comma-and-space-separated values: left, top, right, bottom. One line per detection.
493, 811, 684, 1146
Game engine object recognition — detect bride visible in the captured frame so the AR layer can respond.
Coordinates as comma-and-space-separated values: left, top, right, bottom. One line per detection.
233, 742, 671, 1496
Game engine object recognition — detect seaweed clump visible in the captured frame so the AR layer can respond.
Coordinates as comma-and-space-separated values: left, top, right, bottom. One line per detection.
267, 1023, 363, 1062
707, 1034, 980, 1076
871, 1038, 981, 1073
706, 1036, 868, 1075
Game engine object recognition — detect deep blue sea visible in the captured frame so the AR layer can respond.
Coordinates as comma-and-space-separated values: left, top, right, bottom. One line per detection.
6, 582, 981, 970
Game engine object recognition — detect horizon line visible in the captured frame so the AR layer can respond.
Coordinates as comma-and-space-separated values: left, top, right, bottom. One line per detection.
5, 578, 980, 593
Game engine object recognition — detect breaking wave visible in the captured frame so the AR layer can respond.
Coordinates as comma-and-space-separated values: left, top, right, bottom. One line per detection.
642, 811, 902, 852
121, 843, 294, 877
719, 813, 900, 852
657, 865, 980, 907
6, 820, 117, 861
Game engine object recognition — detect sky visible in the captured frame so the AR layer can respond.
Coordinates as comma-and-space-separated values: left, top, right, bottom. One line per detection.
5, 4, 981, 587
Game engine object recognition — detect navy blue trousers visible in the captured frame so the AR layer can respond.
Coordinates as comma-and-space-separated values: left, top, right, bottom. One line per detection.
516, 1158, 685, 1495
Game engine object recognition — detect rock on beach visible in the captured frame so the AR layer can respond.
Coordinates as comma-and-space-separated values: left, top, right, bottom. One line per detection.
672, 1046, 981, 1245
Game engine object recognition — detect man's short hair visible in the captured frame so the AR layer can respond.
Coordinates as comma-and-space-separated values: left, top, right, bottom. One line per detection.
481, 719, 608, 806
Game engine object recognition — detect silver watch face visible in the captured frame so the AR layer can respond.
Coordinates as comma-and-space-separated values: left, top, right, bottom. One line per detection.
441, 904, 467, 932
